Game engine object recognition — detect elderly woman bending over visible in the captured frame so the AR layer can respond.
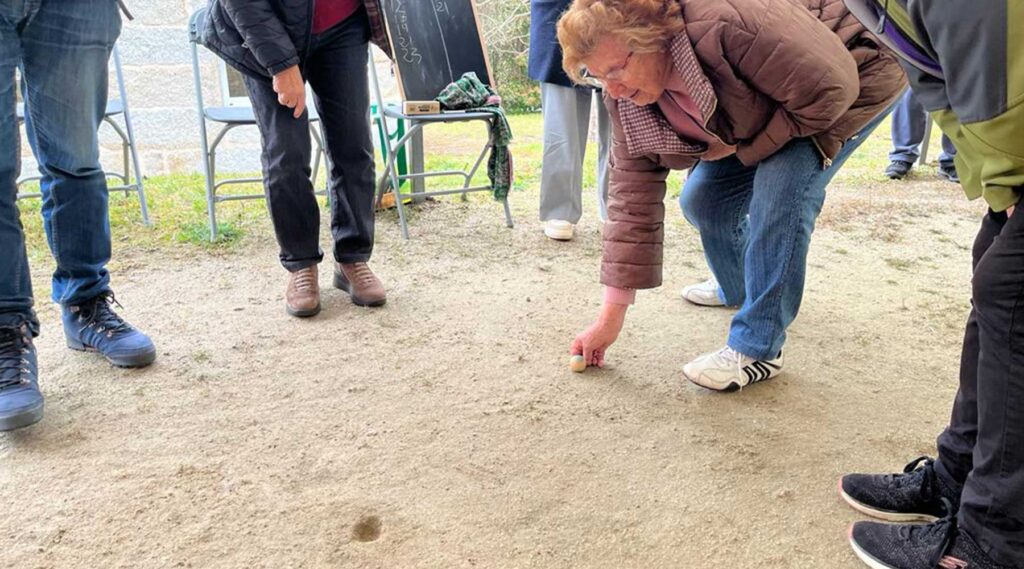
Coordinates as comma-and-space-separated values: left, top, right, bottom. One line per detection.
562, 0, 905, 391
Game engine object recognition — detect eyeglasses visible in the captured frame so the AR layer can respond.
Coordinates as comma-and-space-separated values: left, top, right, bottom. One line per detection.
580, 51, 634, 88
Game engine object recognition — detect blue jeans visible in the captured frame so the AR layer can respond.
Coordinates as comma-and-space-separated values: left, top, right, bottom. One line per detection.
0, 0, 120, 333
679, 109, 891, 360
890, 88, 956, 167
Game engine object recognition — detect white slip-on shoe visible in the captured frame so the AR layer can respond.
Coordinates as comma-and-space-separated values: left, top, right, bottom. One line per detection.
680, 278, 726, 307
543, 219, 575, 241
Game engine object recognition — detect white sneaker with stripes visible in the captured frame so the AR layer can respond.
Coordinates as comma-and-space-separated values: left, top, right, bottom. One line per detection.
683, 346, 783, 392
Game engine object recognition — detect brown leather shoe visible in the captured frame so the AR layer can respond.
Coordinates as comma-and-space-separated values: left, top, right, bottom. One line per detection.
286, 265, 321, 317
333, 262, 386, 307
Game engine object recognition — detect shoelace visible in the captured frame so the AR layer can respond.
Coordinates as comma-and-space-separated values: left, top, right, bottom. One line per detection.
71, 292, 134, 340
0, 327, 32, 390
896, 456, 940, 502
347, 264, 377, 287
708, 346, 748, 384
293, 268, 317, 292
712, 346, 744, 367
896, 498, 958, 568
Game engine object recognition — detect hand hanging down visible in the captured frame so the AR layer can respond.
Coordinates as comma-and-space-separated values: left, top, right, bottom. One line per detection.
273, 65, 306, 118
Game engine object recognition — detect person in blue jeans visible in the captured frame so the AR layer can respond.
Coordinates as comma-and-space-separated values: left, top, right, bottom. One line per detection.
676, 107, 893, 386
0, 0, 156, 432
886, 87, 959, 182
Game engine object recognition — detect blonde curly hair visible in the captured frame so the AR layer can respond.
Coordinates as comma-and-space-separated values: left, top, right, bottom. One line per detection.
557, 0, 686, 84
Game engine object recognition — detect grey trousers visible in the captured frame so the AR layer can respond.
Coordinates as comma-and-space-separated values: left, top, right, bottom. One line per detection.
538, 82, 610, 223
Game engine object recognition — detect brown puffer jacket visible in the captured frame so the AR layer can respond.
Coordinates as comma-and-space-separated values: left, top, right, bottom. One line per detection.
600, 0, 906, 291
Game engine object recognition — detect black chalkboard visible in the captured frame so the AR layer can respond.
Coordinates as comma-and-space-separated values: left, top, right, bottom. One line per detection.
379, 0, 494, 101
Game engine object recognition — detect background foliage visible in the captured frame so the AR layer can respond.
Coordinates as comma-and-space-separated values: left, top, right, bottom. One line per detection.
478, 0, 539, 113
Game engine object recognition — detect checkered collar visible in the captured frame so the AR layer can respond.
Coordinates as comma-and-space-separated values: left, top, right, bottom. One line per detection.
617, 33, 718, 157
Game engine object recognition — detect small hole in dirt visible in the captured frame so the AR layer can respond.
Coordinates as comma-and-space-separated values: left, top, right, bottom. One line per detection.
351, 515, 382, 542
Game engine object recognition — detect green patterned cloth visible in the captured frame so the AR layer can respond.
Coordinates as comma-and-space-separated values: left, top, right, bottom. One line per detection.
435, 72, 513, 200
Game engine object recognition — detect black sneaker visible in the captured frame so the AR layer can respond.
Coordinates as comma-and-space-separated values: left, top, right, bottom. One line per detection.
938, 164, 960, 184
840, 457, 960, 522
849, 515, 1016, 569
0, 324, 43, 431
886, 160, 914, 179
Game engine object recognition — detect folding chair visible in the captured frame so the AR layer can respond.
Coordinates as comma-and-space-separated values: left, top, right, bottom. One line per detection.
368, 51, 514, 240
15, 45, 150, 225
189, 7, 328, 240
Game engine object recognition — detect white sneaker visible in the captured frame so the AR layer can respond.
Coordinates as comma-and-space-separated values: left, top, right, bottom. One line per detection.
680, 278, 725, 307
544, 219, 575, 241
683, 346, 783, 392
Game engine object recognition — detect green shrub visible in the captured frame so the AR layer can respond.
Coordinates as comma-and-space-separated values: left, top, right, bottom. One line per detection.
478, 0, 539, 113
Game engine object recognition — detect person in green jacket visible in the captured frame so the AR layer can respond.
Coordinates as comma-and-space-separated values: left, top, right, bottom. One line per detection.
837, 2, 1024, 569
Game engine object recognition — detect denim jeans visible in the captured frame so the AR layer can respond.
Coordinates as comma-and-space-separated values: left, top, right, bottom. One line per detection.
0, 0, 121, 333
890, 88, 956, 168
243, 8, 375, 272
679, 108, 891, 360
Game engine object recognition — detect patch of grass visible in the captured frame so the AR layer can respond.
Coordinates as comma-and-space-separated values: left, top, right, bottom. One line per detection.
870, 224, 904, 243
17, 172, 273, 264
175, 221, 243, 246
884, 257, 916, 271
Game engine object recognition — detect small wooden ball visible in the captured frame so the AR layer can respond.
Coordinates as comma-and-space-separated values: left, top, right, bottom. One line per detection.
569, 355, 587, 373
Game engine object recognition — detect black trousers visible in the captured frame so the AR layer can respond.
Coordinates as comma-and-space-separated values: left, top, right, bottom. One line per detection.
244, 8, 375, 271
936, 205, 1024, 566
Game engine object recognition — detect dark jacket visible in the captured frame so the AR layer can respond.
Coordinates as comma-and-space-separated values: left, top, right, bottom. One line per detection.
844, 0, 1024, 212
599, 0, 907, 291
528, 0, 577, 87
202, 0, 392, 80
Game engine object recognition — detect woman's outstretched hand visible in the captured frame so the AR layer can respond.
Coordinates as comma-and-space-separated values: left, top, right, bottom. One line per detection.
571, 303, 628, 368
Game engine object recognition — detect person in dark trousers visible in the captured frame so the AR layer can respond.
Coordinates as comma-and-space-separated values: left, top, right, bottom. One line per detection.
840, 1, 1024, 568
0, 0, 157, 432
204, 0, 393, 318
886, 87, 959, 182
528, 0, 611, 242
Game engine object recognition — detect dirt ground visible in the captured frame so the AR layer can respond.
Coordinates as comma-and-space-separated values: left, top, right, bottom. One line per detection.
1, 171, 987, 568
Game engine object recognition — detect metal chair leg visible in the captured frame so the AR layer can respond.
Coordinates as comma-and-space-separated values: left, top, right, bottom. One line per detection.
130, 154, 150, 226
462, 118, 493, 202
114, 45, 150, 225
191, 41, 216, 239
310, 123, 323, 190
206, 151, 218, 240
503, 197, 513, 228
121, 137, 130, 196
385, 123, 421, 240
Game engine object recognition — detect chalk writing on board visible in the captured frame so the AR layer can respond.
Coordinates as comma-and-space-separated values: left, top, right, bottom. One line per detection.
391, 0, 422, 64
381, 0, 491, 100
431, 0, 455, 82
